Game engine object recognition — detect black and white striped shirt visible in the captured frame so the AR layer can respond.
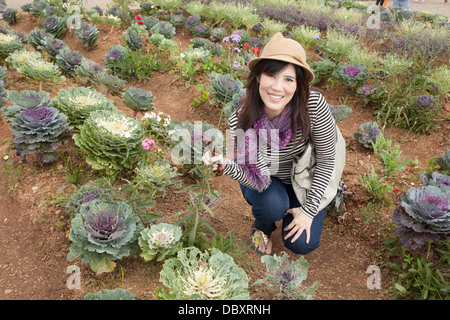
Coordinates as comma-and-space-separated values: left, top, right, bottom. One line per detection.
222, 90, 337, 218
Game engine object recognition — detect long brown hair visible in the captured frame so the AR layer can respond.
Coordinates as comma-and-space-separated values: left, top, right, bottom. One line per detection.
236, 59, 311, 146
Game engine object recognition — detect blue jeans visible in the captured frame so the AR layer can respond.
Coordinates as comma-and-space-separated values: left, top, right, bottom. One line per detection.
240, 177, 325, 255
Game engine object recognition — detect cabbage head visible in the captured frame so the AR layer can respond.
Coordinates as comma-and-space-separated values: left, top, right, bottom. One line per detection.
10, 106, 71, 164
73, 109, 145, 172
207, 72, 244, 105
53, 86, 117, 127
157, 247, 249, 300
138, 223, 182, 261
392, 184, 450, 249
67, 199, 142, 274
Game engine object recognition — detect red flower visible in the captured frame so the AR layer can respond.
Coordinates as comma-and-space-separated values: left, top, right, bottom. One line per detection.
138, 21, 144, 25
243, 43, 250, 49
393, 188, 399, 192
136, 15, 142, 20
252, 47, 261, 56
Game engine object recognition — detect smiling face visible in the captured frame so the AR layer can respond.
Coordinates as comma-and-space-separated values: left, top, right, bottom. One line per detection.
258, 63, 297, 120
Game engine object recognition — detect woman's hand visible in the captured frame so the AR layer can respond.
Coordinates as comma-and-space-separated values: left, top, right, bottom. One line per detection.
283, 207, 313, 244
201, 150, 227, 172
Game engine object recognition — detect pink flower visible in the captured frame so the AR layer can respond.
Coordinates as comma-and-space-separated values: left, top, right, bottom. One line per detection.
142, 139, 155, 151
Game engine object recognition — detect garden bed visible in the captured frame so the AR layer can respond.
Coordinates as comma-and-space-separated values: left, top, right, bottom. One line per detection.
0, 1, 448, 301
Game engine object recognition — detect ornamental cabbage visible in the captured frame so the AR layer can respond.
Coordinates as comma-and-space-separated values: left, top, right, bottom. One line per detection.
254, 251, 319, 300
353, 121, 384, 149
104, 45, 127, 73
435, 150, 450, 172
138, 223, 182, 261
64, 179, 115, 217
28, 28, 52, 51
0, 33, 23, 59
42, 15, 65, 38
73, 109, 145, 172
123, 27, 142, 51
41, 36, 68, 59
135, 159, 180, 193
151, 21, 176, 39
392, 183, 450, 250
5, 49, 42, 71
207, 72, 244, 105
332, 62, 369, 88
55, 47, 83, 77
1, 89, 52, 119
74, 58, 104, 88
67, 199, 142, 274
10, 106, 71, 164
53, 86, 117, 127
121, 86, 155, 117
157, 247, 250, 300
75, 22, 100, 48
83, 288, 136, 300
17, 59, 65, 86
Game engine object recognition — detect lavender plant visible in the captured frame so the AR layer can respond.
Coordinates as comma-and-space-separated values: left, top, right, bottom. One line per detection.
254, 251, 319, 300
67, 199, 143, 274
9, 106, 71, 165
138, 223, 183, 261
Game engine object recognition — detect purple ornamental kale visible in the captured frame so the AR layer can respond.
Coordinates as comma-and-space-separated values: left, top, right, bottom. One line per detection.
10, 106, 71, 164
415, 95, 435, 110
343, 65, 361, 77
83, 207, 127, 243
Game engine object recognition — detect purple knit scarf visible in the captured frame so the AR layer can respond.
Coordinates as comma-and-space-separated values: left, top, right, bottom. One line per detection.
234, 105, 293, 192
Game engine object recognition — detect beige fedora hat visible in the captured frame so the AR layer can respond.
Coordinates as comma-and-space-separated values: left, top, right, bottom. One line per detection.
248, 32, 315, 86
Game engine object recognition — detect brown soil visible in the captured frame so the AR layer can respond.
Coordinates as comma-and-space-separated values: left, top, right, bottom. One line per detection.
0, 12, 448, 301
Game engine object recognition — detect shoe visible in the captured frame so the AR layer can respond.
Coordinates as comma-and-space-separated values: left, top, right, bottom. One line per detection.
248, 228, 271, 255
